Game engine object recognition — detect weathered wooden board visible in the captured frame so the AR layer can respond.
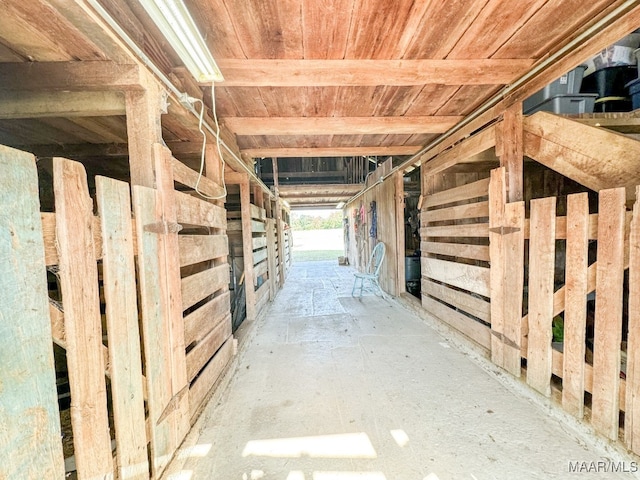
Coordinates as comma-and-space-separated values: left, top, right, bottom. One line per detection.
526, 196, 556, 397
266, 218, 277, 299
189, 337, 234, 421
252, 236, 268, 249
422, 279, 490, 322
184, 292, 231, 347
421, 241, 489, 262
133, 184, 189, 477
176, 190, 226, 228
186, 318, 232, 382
253, 248, 268, 265
241, 179, 257, 318
179, 234, 229, 267
501, 200, 525, 376
41, 212, 105, 266
96, 176, 148, 480
251, 219, 266, 233
421, 257, 490, 297
250, 203, 266, 220
626, 186, 640, 453
424, 177, 489, 208
171, 156, 225, 198
181, 264, 230, 311
53, 158, 114, 478
422, 296, 491, 350
562, 193, 589, 419
489, 168, 506, 369
254, 260, 268, 279
255, 281, 271, 315
421, 200, 489, 223
592, 188, 626, 440
0, 146, 65, 480
422, 222, 489, 238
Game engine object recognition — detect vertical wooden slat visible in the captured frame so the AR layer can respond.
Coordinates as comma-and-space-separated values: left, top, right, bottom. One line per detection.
395, 171, 406, 295
266, 218, 277, 300
592, 187, 626, 440
626, 186, 640, 453
240, 175, 257, 320
499, 103, 524, 202
562, 192, 589, 418
96, 176, 149, 480
154, 144, 190, 433
53, 158, 113, 478
489, 167, 506, 368
0, 146, 65, 480
526, 196, 556, 397
502, 200, 525, 376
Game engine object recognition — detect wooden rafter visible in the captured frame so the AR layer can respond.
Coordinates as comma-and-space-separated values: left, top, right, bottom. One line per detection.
0, 91, 125, 119
224, 116, 462, 136
214, 59, 535, 87
240, 146, 422, 158
0, 61, 142, 91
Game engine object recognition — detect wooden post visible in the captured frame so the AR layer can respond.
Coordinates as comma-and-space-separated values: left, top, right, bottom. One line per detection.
489, 168, 506, 369
205, 143, 224, 188
562, 192, 589, 418
497, 103, 524, 202
126, 71, 165, 187
395, 171, 406, 295
266, 218, 277, 300
626, 186, 640, 453
273, 158, 285, 286
96, 176, 148, 480
0, 146, 65, 480
240, 174, 257, 320
526, 196, 556, 397
592, 187, 626, 440
53, 158, 113, 478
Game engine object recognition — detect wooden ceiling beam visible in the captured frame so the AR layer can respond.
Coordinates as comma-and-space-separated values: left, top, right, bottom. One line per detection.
214, 59, 535, 87
225, 116, 462, 136
10, 143, 128, 158
0, 61, 143, 91
0, 91, 125, 119
278, 184, 363, 196
241, 146, 421, 158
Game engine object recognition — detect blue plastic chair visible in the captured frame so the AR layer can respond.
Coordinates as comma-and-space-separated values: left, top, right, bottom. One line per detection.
352, 242, 386, 297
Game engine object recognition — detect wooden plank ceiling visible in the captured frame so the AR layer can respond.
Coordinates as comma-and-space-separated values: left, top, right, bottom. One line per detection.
0, 0, 635, 206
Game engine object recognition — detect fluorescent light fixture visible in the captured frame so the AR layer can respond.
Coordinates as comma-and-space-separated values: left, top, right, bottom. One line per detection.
139, 0, 224, 82
335, 202, 345, 209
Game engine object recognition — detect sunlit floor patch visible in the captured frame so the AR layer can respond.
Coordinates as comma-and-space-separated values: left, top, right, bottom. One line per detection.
312, 471, 387, 480
389, 429, 409, 447
242, 432, 377, 458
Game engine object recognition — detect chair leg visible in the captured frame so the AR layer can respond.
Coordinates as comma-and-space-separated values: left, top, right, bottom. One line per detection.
352, 276, 361, 297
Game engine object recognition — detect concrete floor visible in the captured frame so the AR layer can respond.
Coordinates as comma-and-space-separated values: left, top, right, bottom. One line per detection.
169, 261, 638, 480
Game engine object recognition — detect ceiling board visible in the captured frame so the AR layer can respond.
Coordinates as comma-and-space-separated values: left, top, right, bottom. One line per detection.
301, 0, 355, 59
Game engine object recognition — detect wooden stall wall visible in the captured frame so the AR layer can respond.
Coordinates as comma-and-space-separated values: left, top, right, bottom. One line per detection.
345, 159, 399, 296
420, 172, 492, 351
0, 143, 233, 480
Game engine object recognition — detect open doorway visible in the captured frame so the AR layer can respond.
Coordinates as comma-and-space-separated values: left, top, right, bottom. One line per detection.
403, 167, 421, 298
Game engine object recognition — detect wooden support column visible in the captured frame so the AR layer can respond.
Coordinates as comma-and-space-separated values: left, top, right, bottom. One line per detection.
395, 171, 406, 294
273, 158, 285, 286
240, 174, 257, 320
627, 186, 640, 453
125, 72, 165, 187
497, 103, 524, 202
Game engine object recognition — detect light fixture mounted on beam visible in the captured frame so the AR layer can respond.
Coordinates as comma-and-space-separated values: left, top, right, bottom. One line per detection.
139, 0, 224, 83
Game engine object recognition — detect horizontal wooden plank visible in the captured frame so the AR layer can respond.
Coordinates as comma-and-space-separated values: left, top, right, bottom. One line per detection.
179, 234, 229, 267
184, 291, 231, 347
227, 220, 241, 231
176, 190, 226, 228
255, 282, 270, 314
171, 158, 225, 198
189, 337, 234, 421
181, 264, 229, 311
252, 236, 267, 249
254, 261, 268, 279
252, 220, 266, 233
225, 116, 463, 135
253, 248, 268, 265
0, 90, 125, 118
186, 315, 232, 382
422, 201, 489, 223
216, 59, 535, 86
421, 241, 490, 262
250, 204, 265, 220
423, 279, 490, 322
421, 257, 490, 297
422, 125, 496, 175
422, 296, 491, 350
424, 178, 490, 208
422, 223, 489, 238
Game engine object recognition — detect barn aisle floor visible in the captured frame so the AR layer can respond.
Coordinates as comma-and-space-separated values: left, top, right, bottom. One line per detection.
167, 261, 635, 480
